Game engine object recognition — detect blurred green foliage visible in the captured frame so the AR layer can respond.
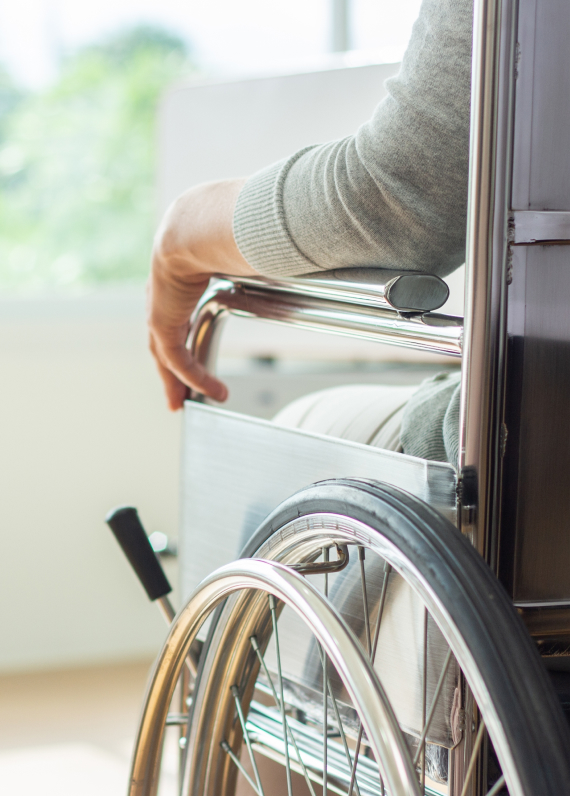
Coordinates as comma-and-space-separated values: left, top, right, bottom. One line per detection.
0, 26, 195, 289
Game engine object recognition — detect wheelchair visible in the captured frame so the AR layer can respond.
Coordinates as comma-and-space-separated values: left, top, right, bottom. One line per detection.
107, 1, 570, 794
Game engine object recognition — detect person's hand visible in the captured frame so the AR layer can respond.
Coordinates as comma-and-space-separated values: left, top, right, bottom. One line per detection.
148, 179, 259, 410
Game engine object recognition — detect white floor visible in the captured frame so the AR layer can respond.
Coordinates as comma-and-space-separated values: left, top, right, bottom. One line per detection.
0, 660, 155, 795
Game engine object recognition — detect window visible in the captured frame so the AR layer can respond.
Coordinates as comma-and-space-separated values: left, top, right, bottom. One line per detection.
0, 0, 420, 289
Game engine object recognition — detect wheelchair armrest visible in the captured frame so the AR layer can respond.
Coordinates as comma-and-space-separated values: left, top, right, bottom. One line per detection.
234, 268, 450, 313
186, 273, 463, 397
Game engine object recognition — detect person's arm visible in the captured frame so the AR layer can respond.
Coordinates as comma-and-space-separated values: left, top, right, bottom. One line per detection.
234, 0, 472, 279
148, 178, 260, 410
149, 0, 473, 410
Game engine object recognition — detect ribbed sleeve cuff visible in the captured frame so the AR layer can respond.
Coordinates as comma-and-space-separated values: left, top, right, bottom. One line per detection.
233, 148, 323, 277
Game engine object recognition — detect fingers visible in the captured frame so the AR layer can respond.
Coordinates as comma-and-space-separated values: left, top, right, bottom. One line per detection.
147, 265, 228, 409
154, 357, 188, 411
146, 177, 254, 409
149, 333, 228, 410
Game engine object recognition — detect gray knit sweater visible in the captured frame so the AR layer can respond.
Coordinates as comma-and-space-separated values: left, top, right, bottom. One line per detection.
233, 0, 472, 464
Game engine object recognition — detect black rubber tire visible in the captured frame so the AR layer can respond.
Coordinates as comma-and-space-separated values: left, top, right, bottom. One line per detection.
236, 478, 570, 796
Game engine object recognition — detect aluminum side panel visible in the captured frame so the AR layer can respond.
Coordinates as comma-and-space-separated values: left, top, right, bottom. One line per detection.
180, 402, 457, 599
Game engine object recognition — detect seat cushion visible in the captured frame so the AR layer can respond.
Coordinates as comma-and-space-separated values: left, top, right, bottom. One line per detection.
273, 384, 418, 452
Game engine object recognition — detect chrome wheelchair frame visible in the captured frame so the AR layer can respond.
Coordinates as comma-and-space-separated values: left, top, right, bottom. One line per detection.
108, 1, 570, 794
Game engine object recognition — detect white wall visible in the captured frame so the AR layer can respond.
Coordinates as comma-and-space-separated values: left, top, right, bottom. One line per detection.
0, 290, 179, 672
158, 61, 401, 214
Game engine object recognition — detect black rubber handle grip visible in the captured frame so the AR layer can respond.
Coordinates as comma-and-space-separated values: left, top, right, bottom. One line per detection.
106, 506, 172, 601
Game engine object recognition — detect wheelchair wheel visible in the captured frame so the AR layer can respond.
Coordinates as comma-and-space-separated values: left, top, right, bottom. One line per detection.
130, 556, 419, 796
181, 479, 570, 796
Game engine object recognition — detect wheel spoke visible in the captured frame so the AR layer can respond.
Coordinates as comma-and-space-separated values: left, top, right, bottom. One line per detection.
371, 562, 391, 663
346, 722, 363, 796
165, 713, 188, 726
412, 647, 453, 766
178, 665, 191, 795
231, 685, 266, 796
269, 595, 293, 796
459, 720, 486, 796
321, 642, 328, 796
349, 559, 391, 796
322, 547, 329, 796
358, 547, 372, 655
177, 677, 195, 796
317, 644, 362, 796
250, 636, 317, 796
221, 739, 262, 796
485, 774, 506, 796
421, 609, 428, 788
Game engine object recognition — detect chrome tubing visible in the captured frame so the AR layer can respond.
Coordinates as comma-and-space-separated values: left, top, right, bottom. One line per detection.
459, 0, 517, 561
187, 278, 463, 379
233, 270, 450, 313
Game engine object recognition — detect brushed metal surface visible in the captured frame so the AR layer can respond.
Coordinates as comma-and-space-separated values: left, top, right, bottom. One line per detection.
179, 402, 457, 600
518, 605, 570, 640
512, 211, 570, 244
501, 245, 570, 602
496, 3, 570, 612
512, 0, 570, 211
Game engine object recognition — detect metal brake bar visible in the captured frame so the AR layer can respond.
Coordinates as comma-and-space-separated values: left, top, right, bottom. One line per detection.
288, 544, 349, 575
